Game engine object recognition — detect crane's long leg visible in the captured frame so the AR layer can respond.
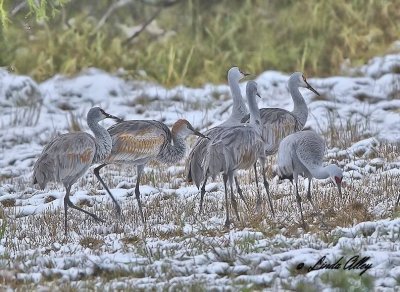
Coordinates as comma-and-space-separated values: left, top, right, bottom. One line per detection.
199, 176, 208, 214
261, 162, 275, 217
64, 184, 105, 235
306, 179, 316, 210
223, 174, 230, 228
229, 174, 240, 222
306, 179, 328, 227
294, 177, 305, 228
94, 163, 122, 216
64, 186, 71, 235
235, 176, 249, 210
135, 165, 145, 223
253, 163, 261, 208
396, 192, 400, 208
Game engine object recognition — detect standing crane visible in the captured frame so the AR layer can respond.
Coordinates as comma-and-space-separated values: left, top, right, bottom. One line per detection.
242, 72, 320, 214
203, 81, 265, 227
94, 119, 208, 223
32, 107, 122, 235
276, 130, 343, 227
185, 66, 252, 213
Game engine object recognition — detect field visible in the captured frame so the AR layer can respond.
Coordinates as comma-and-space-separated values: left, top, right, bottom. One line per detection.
1, 54, 400, 290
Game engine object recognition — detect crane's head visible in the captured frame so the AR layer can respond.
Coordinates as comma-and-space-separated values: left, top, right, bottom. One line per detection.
290, 72, 320, 96
87, 107, 123, 123
326, 164, 343, 197
246, 80, 261, 99
228, 66, 250, 83
172, 119, 209, 139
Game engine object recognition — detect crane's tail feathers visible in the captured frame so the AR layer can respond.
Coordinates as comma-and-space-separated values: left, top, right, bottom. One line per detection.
32, 154, 54, 189
276, 165, 293, 182
204, 142, 228, 180
188, 147, 207, 189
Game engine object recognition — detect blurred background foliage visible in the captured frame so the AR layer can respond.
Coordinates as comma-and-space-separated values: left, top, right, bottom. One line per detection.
0, 0, 400, 86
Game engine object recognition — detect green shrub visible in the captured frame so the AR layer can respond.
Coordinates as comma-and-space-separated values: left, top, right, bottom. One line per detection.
1, 0, 399, 86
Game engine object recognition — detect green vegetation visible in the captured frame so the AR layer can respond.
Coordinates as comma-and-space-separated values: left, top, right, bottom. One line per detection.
321, 270, 374, 291
1, 0, 400, 86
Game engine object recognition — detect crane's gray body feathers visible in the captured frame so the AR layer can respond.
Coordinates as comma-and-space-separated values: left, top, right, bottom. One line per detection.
33, 133, 99, 189
277, 130, 325, 180
204, 125, 264, 179
242, 72, 310, 156
242, 107, 305, 155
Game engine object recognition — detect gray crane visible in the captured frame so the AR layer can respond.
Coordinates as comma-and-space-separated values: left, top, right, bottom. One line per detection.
32, 107, 122, 235
242, 72, 320, 215
94, 119, 208, 223
276, 130, 343, 227
185, 66, 253, 213
202, 81, 265, 227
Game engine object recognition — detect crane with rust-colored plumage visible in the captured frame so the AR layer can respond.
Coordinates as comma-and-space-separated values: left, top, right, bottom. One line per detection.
32, 107, 122, 235
94, 119, 208, 223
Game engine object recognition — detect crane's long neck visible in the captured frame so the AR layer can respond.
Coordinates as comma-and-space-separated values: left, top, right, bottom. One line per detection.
223, 78, 248, 126
308, 165, 330, 180
157, 133, 186, 164
289, 81, 308, 128
88, 119, 113, 163
248, 92, 261, 129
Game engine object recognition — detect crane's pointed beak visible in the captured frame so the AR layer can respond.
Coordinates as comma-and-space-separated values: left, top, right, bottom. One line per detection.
256, 92, 262, 98
306, 81, 320, 96
193, 130, 209, 140
105, 112, 123, 122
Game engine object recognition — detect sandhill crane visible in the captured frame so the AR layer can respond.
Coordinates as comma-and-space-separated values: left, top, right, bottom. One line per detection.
242, 72, 320, 214
185, 66, 253, 213
276, 130, 343, 227
32, 107, 122, 235
203, 81, 265, 227
94, 119, 208, 223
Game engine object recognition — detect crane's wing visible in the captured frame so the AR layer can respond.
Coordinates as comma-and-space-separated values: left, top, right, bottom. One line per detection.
203, 139, 228, 179
185, 127, 222, 188
107, 120, 169, 163
204, 126, 264, 175
259, 108, 303, 155
294, 130, 325, 173
276, 134, 297, 181
33, 132, 95, 188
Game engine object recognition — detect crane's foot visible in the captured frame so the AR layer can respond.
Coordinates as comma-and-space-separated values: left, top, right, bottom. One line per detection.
301, 221, 309, 231
224, 218, 231, 230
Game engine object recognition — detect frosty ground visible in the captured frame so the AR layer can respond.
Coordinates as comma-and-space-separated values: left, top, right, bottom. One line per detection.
1, 55, 400, 290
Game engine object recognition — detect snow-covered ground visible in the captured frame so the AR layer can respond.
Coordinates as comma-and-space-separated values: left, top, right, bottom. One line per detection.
1, 54, 400, 290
